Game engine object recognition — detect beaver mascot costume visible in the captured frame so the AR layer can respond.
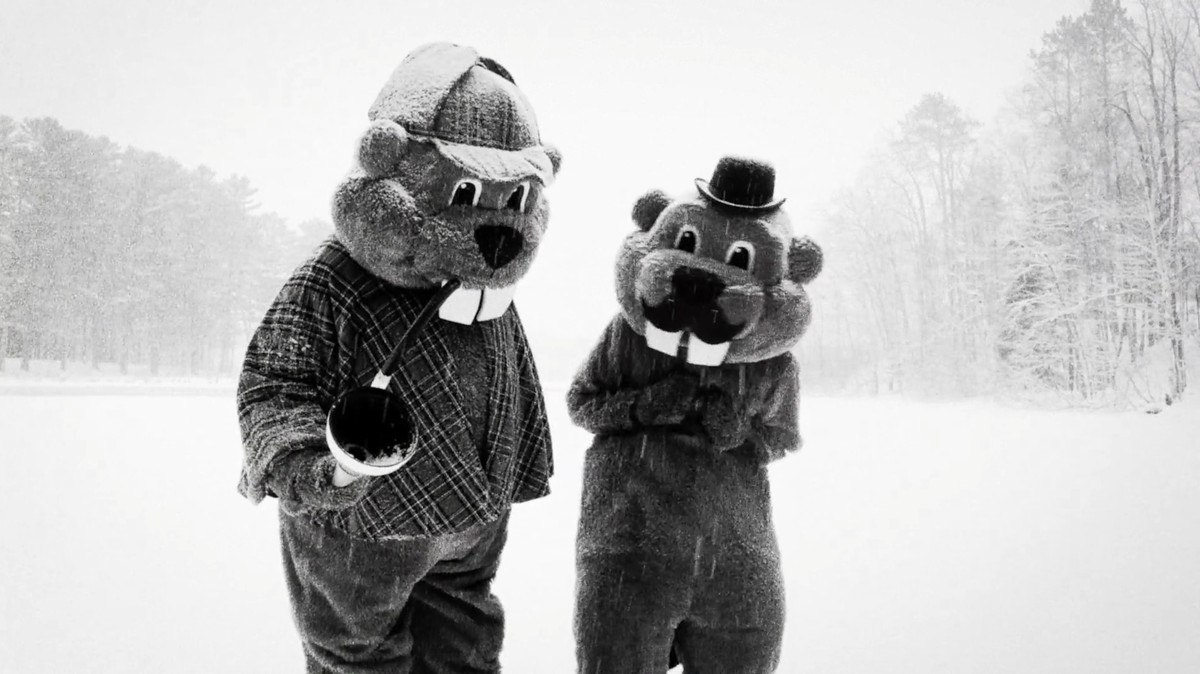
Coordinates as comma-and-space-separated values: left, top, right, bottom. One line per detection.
236, 42, 560, 672
568, 156, 822, 673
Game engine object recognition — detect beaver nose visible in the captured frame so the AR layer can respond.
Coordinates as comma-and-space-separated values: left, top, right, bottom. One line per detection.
670, 267, 726, 304
475, 225, 525, 269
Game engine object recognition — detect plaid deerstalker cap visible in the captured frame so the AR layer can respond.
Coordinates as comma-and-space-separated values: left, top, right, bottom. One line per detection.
368, 42, 556, 184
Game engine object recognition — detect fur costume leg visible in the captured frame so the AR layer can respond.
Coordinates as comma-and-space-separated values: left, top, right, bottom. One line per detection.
676, 530, 785, 673
674, 618, 784, 674
279, 510, 509, 674
575, 552, 692, 673
574, 434, 787, 673
671, 505, 786, 673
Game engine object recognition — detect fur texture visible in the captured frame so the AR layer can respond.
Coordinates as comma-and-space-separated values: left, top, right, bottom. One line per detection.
333, 139, 555, 290
568, 159, 821, 673
569, 318, 798, 672
336, 41, 561, 291
617, 192, 823, 364
238, 41, 559, 673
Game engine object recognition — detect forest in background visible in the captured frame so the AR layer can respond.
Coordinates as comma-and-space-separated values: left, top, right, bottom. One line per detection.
0, 115, 330, 377
2, 0, 1197, 407
803, 0, 1199, 407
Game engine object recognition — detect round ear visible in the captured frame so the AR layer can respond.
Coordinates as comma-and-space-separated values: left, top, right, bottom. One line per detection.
787, 236, 823, 285
544, 143, 563, 177
631, 189, 671, 232
359, 119, 409, 178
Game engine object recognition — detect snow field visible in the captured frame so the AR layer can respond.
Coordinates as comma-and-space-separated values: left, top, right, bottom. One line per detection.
1, 388, 1197, 673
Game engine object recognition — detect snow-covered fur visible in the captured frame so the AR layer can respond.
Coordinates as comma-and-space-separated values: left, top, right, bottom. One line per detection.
335, 43, 561, 291
237, 41, 559, 673
616, 187, 821, 364
568, 156, 821, 672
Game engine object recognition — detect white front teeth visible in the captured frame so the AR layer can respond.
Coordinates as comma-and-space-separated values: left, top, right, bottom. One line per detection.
685, 337, 730, 366
645, 323, 684, 356
438, 283, 516, 324
439, 286, 483, 324
476, 285, 517, 321
644, 323, 731, 366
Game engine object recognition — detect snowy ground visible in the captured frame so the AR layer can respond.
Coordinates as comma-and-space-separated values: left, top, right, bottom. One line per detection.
1, 385, 1198, 673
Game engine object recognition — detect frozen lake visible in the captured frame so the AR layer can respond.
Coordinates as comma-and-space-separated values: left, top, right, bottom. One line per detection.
1, 386, 1198, 673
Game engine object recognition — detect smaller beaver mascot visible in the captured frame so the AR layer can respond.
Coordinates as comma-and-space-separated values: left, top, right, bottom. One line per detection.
568, 156, 822, 673
236, 42, 560, 672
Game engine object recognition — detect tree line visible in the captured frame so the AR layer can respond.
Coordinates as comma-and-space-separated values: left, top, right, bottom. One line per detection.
804, 0, 1199, 407
0, 116, 330, 376
4, 0, 1197, 408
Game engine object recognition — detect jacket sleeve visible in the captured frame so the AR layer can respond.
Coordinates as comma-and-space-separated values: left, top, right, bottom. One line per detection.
566, 318, 641, 435
748, 353, 801, 463
236, 275, 339, 504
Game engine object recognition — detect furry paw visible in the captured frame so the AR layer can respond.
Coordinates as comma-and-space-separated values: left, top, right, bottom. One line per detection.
271, 450, 373, 513
696, 387, 752, 450
634, 371, 702, 427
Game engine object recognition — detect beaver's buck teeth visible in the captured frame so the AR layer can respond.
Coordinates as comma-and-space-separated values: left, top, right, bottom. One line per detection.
476, 285, 517, 321
685, 336, 731, 367
438, 283, 517, 324
645, 323, 684, 356
439, 285, 483, 324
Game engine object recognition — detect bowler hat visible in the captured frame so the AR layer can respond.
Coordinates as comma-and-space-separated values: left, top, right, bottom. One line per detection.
695, 156, 786, 213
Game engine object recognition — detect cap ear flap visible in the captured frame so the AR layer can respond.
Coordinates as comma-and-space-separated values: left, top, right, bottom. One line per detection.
359, 119, 409, 178
788, 236, 823, 285
544, 144, 563, 177
632, 189, 671, 232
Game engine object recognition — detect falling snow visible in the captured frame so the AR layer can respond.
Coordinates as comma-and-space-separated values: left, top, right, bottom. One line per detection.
1, 382, 1197, 673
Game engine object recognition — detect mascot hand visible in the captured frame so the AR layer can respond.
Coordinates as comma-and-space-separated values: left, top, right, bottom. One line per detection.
696, 387, 753, 451
269, 449, 372, 513
634, 371, 702, 427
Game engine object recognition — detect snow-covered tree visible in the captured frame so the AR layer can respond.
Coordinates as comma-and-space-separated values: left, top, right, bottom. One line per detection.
0, 117, 328, 377
811, 0, 1197, 407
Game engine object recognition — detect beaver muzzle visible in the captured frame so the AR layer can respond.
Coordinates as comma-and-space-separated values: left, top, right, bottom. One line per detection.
640, 267, 743, 366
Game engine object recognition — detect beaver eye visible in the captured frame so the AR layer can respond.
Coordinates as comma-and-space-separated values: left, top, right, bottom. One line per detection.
675, 225, 699, 253
725, 241, 755, 271
505, 182, 529, 212
450, 179, 481, 207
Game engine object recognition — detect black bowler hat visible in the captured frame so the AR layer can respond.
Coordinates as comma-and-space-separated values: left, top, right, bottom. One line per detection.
695, 156, 786, 213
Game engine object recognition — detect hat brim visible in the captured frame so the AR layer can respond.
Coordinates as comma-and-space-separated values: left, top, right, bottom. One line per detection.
428, 137, 556, 185
695, 178, 786, 213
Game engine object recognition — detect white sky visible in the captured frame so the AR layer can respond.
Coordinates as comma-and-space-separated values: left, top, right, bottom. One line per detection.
1, 0, 1090, 227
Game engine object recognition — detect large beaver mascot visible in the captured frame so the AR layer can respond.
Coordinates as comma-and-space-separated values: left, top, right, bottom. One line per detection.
568, 156, 822, 673
236, 42, 560, 672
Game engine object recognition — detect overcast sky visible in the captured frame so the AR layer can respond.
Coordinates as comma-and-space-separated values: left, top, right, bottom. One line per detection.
3, 0, 1090, 226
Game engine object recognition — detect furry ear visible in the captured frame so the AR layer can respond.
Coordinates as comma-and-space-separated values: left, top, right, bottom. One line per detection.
544, 143, 563, 177
359, 119, 409, 178
788, 236, 823, 285
632, 190, 671, 232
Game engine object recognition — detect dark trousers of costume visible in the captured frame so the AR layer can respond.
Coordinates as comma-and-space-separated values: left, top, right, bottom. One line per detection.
279, 510, 509, 674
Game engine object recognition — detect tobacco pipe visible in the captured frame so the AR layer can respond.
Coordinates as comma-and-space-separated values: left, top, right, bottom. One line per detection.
327, 279, 463, 486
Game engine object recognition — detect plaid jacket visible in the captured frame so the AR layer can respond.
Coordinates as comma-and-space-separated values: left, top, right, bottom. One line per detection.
237, 237, 553, 540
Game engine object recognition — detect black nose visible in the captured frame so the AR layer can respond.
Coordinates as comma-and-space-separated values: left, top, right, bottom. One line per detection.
475, 225, 525, 269
670, 267, 726, 305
